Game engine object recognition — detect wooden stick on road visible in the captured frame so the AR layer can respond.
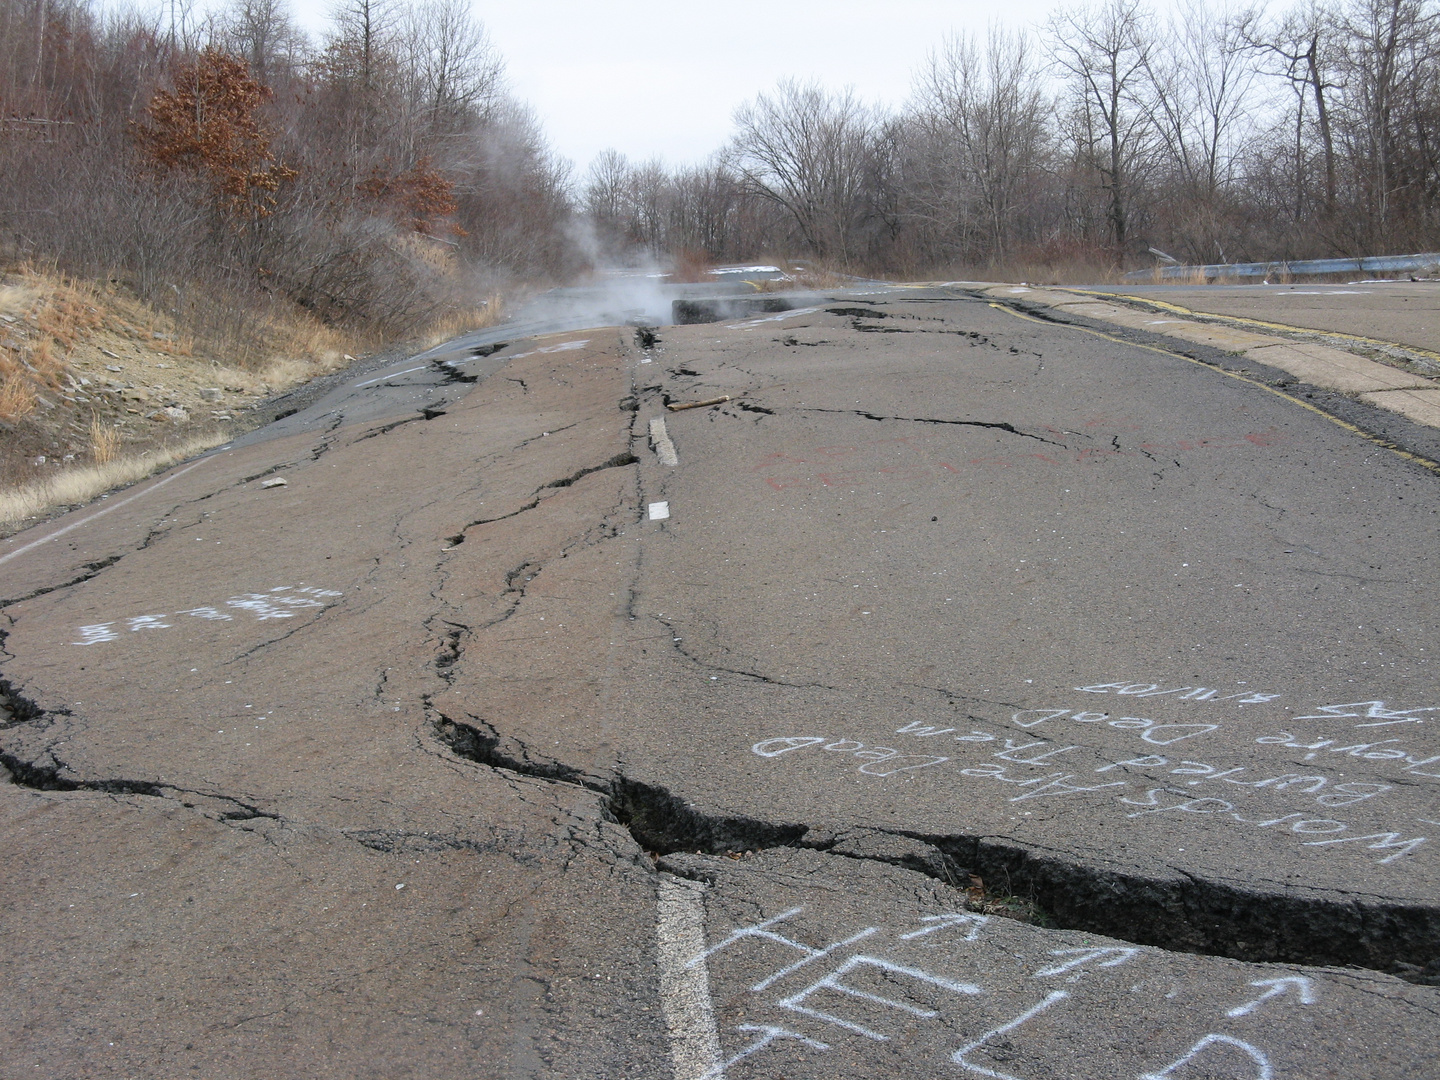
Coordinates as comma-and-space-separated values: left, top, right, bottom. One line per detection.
666, 395, 731, 411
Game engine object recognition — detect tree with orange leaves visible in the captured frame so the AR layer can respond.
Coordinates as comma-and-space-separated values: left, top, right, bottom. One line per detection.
358, 157, 463, 236
131, 47, 296, 221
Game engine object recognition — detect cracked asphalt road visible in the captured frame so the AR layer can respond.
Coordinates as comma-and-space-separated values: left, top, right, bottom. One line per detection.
1, 287, 1438, 1078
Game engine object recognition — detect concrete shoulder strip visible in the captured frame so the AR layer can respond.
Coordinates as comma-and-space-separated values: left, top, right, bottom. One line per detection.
1246, 342, 1434, 394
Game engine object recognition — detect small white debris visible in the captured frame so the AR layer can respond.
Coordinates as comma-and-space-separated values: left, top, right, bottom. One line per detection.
162, 406, 188, 421
260, 477, 288, 489
648, 501, 670, 520
395, 883, 406, 890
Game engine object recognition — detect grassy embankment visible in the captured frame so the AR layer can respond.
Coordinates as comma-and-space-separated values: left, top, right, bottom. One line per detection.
0, 265, 501, 536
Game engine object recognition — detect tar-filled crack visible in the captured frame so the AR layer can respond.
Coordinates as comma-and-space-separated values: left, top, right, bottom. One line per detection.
800, 407, 1062, 445
0, 553, 122, 608
240, 462, 294, 483
0, 744, 278, 823
353, 405, 450, 442
543, 452, 638, 489
430, 704, 1439, 981
308, 414, 346, 461
443, 451, 635, 549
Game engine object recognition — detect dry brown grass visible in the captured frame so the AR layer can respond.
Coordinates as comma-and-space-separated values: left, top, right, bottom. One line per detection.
422, 294, 505, 347
0, 373, 35, 420
89, 415, 121, 464
0, 430, 231, 535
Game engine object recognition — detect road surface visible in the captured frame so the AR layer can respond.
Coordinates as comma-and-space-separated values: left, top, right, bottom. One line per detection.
1, 284, 1437, 1078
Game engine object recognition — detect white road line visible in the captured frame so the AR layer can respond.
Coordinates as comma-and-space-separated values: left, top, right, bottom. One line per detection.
649, 501, 670, 520
656, 876, 722, 1080
649, 418, 680, 466
0, 457, 214, 568
354, 365, 427, 388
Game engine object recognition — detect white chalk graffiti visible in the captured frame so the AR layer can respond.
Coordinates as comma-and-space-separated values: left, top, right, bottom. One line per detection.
700, 1026, 829, 1079
1031, 946, 1138, 978
899, 913, 989, 942
749, 730, 1428, 866
1011, 709, 1218, 745
691, 903, 1321, 1079
688, 906, 878, 993
73, 585, 342, 644
1291, 700, 1439, 727
750, 737, 948, 776
1225, 977, 1316, 1018
776, 955, 982, 1041
1256, 731, 1440, 777
950, 991, 1070, 1080
1139, 1035, 1274, 1080
1076, 681, 1280, 704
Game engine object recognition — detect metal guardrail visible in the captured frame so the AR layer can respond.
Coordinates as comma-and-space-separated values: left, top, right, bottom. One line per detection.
1123, 252, 1440, 282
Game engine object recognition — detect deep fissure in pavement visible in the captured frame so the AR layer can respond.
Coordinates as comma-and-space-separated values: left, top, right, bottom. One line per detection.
428, 709, 1439, 980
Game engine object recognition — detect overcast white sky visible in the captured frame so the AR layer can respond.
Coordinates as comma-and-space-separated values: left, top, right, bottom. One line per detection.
285, 0, 1073, 175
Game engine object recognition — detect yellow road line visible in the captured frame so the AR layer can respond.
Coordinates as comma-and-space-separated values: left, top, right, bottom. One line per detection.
987, 301, 1440, 477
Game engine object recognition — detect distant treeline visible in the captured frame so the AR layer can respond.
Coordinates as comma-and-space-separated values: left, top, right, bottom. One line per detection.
4, 0, 1437, 305
0, 0, 573, 344
585, 0, 1440, 276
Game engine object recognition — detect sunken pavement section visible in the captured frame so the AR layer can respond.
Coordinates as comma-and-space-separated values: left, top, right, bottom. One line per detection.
1, 292, 1438, 1078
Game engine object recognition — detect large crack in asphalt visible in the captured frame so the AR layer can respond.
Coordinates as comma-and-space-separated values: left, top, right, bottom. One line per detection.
798, 407, 1063, 445
427, 706, 1439, 982
0, 553, 123, 609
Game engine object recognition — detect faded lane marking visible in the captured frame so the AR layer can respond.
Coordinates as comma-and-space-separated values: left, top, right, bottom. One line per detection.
354, 365, 428, 388
0, 457, 214, 569
649, 418, 679, 466
656, 876, 721, 1080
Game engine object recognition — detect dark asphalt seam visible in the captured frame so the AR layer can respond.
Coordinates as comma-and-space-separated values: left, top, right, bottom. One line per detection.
0, 553, 123, 609
428, 705, 1440, 982
0, 748, 279, 822
986, 298, 1440, 478
798, 407, 1064, 445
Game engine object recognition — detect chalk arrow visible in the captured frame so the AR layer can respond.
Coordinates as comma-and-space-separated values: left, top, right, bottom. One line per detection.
899, 912, 989, 941
1226, 976, 1317, 1017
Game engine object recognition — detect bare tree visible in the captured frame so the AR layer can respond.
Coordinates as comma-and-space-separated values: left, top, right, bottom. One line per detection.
1241, 0, 1343, 220
218, 0, 307, 85
907, 27, 1050, 263
1047, 0, 1156, 259
730, 79, 879, 264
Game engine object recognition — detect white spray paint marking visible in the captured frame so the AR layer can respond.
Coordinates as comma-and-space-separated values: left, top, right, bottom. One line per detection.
649, 501, 670, 520
1140, 1034, 1273, 1080
649, 418, 679, 466
776, 954, 982, 1040
1225, 976, 1316, 1017
701, 1025, 828, 1078
72, 586, 342, 644
354, 365, 427, 388
0, 457, 213, 569
657, 876, 722, 1080
728, 306, 822, 329
500, 339, 590, 361
951, 990, 1069, 1079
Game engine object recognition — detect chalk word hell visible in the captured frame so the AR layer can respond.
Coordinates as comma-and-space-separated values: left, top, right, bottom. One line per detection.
73, 585, 341, 645
695, 904, 1295, 1079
